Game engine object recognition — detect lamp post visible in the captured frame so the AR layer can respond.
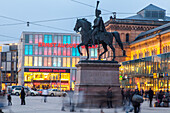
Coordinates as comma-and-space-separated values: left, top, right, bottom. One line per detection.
0, 67, 3, 90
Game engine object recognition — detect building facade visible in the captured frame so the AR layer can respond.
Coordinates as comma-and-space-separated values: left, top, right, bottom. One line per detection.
120, 23, 170, 93
102, 4, 170, 62
18, 32, 97, 91
0, 44, 18, 90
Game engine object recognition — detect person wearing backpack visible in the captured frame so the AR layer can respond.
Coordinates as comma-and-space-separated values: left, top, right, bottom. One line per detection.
132, 89, 142, 113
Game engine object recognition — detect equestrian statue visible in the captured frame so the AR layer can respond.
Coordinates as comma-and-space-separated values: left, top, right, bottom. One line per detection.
73, 1, 126, 61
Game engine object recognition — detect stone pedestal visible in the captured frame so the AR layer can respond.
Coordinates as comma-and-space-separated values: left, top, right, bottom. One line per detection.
74, 60, 122, 108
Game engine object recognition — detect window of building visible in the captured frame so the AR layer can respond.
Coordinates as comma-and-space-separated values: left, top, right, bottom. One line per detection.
35, 35, 38, 44
38, 57, 42, 66
39, 35, 43, 43
76, 48, 80, 56
49, 35, 52, 43
139, 52, 143, 58
72, 36, 76, 44
29, 56, 33, 66
57, 58, 61, 67
77, 36, 80, 44
63, 35, 67, 44
58, 36, 62, 44
67, 48, 71, 56
39, 47, 42, 55
7, 52, 11, 61
34, 57, 38, 66
44, 47, 47, 55
67, 58, 70, 67
63, 47, 66, 56
95, 48, 98, 57
34, 46, 38, 55
159, 11, 165, 19
90, 48, 95, 57
48, 47, 52, 55
44, 35, 48, 43
7, 62, 11, 71
25, 45, 29, 55
76, 58, 80, 64
48, 57, 51, 66
58, 48, 61, 56
54, 36, 57, 43
24, 56, 29, 66
72, 48, 76, 56
44, 57, 47, 66
29, 35, 33, 43
53, 57, 57, 66
152, 11, 158, 18
72, 58, 76, 67
25, 34, 29, 43
67, 35, 71, 44
63, 57, 67, 67
145, 11, 151, 18
53, 47, 57, 55
29, 45, 33, 55
126, 33, 129, 43
2, 62, 6, 71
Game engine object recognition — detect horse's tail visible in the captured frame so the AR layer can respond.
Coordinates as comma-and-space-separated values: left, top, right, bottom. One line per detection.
111, 31, 124, 50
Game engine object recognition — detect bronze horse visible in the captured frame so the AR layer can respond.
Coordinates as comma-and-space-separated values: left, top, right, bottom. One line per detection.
74, 18, 125, 61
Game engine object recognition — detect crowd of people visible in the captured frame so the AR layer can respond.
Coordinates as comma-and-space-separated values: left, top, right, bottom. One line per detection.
121, 88, 169, 113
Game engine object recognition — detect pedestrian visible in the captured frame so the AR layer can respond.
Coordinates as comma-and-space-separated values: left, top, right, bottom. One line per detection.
132, 89, 140, 113
158, 90, 163, 106
20, 87, 26, 105
42, 87, 48, 103
165, 90, 169, 107
126, 89, 131, 105
106, 86, 113, 108
140, 89, 144, 96
121, 88, 125, 105
7, 93, 12, 106
148, 88, 153, 107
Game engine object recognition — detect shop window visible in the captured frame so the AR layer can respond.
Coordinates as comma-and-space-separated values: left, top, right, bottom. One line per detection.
25, 34, 29, 43
34, 46, 38, 55
90, 48, 95, 57
39, 35, 43, 43
44, 35, 48, 43
29, 45, 33, 55
67, 35, 71, 44
44, 47, 47, 55
35, 35, 38, 44
34, 57, 38, 66
39, 47, 42, 55
38, 57, 42, 66
49, 35, 52, 43
1, 62, 5, 71
48, 57, 51, 66
29, 35, 33, 43
67, 58, 70, 67
44, 57, 47, 66
53, 57, 57, 66
95, 48, 98, 57
57, 58, 61, 67
48, 47, 52, 55
24, 56, 29, 66
25, 45, 29, 55
53, 47, 57, 55
63, 57, 67, 67
63, 47, 66, 56
7, 62, 11, 71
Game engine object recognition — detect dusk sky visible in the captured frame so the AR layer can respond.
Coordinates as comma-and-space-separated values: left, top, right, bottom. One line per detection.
0, 0, 170, 43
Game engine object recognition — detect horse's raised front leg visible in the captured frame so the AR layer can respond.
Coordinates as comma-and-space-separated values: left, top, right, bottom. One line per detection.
85, 45, 89, 60
99, 43, 108, 60
77, 43, 84, 56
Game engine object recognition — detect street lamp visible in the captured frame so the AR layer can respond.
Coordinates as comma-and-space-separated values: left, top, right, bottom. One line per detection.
0, 66, 3, 90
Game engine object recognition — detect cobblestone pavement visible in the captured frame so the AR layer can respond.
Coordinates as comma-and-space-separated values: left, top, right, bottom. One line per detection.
2, 96, 170, 113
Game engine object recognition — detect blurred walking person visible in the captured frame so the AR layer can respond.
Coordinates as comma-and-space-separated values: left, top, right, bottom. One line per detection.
132, 89, 141, 113
148, 88, 153, 107
20, 87, 26, 105
121, 88, 125, 105
7, 93, 12, 106
42, 87, 48, 103
106, 86, 113, 108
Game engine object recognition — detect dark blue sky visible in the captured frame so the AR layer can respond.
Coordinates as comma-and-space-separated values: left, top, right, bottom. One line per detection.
0, 0, 169, 43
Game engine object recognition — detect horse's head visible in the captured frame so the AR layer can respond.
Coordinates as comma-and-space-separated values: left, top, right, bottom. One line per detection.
74, 19, 81, 33
74, 18, 91, 33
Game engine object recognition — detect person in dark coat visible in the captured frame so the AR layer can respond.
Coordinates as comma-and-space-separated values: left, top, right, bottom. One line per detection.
20, 87, 26, 105
148, 88, 153, 107
132, 89, 140, 113
106, 86, 113, 108
7, 94, 12, 106
121, 88, 125, 105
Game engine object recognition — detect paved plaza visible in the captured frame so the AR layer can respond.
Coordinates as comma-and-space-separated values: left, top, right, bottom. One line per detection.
1, 96, 170, 113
